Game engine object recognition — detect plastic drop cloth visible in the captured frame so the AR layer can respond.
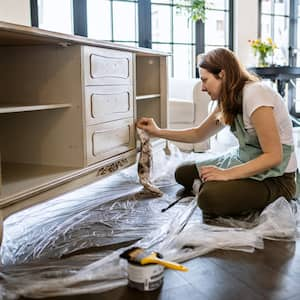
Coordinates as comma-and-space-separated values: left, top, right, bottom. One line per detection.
0, 144, 299, 299
1, 145, 197, 265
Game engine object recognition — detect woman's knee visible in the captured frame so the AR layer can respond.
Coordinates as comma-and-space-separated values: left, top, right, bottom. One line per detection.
174, 165, 185, 185
174, 163, 198, 188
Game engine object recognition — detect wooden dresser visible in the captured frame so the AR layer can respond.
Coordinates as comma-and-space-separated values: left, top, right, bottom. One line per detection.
0, 21, 168, 243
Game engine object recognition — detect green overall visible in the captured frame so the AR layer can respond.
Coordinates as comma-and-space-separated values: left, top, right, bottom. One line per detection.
196, 114, 293, 180
175, 114, 296, 216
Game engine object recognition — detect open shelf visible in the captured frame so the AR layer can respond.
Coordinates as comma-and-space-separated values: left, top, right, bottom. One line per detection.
136, 94, 160, 101
0, 162, 78, 204
0, 103, 71, 114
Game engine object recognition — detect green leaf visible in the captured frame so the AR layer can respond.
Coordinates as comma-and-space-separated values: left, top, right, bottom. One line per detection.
176, 0, 207, 22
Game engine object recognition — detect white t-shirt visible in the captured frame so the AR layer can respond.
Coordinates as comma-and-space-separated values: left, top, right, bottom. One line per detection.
242, 81, 297, 173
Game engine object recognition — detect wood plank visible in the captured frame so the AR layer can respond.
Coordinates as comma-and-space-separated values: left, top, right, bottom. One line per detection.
0, 21, 169, 56
0, 103, 71, 113
208, 244, 300, 299
249, 240, 300, 283
175, 256, 264, 300
136, 94, 160, 100
1, 162, 77, 200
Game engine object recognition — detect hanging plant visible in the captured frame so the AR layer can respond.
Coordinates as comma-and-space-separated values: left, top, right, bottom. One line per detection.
176, 0, 210, 22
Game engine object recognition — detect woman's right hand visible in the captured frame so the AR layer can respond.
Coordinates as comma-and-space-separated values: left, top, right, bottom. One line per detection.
136, 117, 161, 137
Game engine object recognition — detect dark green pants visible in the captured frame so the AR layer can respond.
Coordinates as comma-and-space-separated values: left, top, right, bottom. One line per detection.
175, 162, 296, 216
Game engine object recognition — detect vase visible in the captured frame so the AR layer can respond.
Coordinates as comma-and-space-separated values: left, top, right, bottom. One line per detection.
257, 52, 268, 67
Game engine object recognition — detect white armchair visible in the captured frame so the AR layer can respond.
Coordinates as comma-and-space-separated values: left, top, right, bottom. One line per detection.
168, 78, 211, 152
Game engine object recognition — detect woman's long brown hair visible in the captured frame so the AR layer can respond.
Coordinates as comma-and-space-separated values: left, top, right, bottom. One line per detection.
198, 48, 258, 125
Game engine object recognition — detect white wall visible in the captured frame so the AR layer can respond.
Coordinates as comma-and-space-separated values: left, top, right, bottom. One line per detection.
0, 0, 30, 26
234, 0, 259, 67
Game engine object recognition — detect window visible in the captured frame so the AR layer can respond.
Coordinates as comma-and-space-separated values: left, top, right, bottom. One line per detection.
87, 0, 112, 40
295, 0, 300, 113
87, 0, 138, 47
204, 0, 231, 52
260, 0, 290, 66
37, 0, 74, 34
151, 0, 195, 78
259, 0, 300, 117
151, 0, 233, 78
31, 0, 233, 78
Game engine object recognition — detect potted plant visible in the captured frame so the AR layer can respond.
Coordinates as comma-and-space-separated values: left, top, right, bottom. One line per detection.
248, 38, 277, 67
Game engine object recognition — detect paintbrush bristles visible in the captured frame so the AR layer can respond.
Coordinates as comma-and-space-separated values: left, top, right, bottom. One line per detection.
120, 247, 163, 263
128, 248, 145, 261
120, 247, 147, 263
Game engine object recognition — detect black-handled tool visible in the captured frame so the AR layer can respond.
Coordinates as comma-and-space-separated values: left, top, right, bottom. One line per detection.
161, 188, 194, 212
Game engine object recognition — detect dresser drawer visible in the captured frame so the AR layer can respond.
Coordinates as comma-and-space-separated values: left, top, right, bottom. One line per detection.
83, 46, 133, 86
84, 85, 134, 125
86, 118, 135, 165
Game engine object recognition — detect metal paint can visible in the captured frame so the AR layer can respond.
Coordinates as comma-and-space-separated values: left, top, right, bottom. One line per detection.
127, 262, 164, 291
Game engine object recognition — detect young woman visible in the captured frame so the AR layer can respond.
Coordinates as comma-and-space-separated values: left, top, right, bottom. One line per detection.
136, 48, 297, 216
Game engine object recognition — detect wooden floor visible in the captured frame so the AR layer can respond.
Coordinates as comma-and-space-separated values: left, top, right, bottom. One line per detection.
19, 239, 300, 300
3, 230, 297, 300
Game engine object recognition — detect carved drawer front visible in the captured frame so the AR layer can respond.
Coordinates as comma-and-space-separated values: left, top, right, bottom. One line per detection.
86, 118, 135, 165
85, 85, 133, 125
83, 46, 133, 86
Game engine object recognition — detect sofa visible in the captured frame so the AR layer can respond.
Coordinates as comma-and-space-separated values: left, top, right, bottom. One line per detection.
168, 78, 212, 152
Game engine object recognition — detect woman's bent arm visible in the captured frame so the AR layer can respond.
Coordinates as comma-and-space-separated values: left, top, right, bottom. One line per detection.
137, 106, 224, 144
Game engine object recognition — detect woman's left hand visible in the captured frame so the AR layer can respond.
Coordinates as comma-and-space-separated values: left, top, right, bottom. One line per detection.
199, 165, 231, 182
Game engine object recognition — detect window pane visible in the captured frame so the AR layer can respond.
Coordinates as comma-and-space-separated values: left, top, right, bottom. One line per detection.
274, 16, 289, 65
87, 0, 112, 40
261, 12, 289, 66
205, 45, 221, 52
38, 0, 73, 34
261, 0, 272, 14
274, 16, 289, 42
152, 4, 171, 43
152, 43, 172, 53
261, 15, 272, 39
151, 0, 172, 3
297, 19, 300, 54
205, 10, 228, 46
274, 0, 289, 15
173, 44, 195, 78
113, 1, 138, 42
173, 8, 194, 43
295, 80, 300, 112
209, 0, 228, 10
296, 19, 300, 65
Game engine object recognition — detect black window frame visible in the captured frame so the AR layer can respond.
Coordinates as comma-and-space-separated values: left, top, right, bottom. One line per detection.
30, 0, 234, 78
30, 0, 88, 36
259, 0, 299, 117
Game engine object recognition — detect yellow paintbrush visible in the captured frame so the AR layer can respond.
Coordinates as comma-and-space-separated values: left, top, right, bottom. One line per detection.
120, 247, 188, 272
